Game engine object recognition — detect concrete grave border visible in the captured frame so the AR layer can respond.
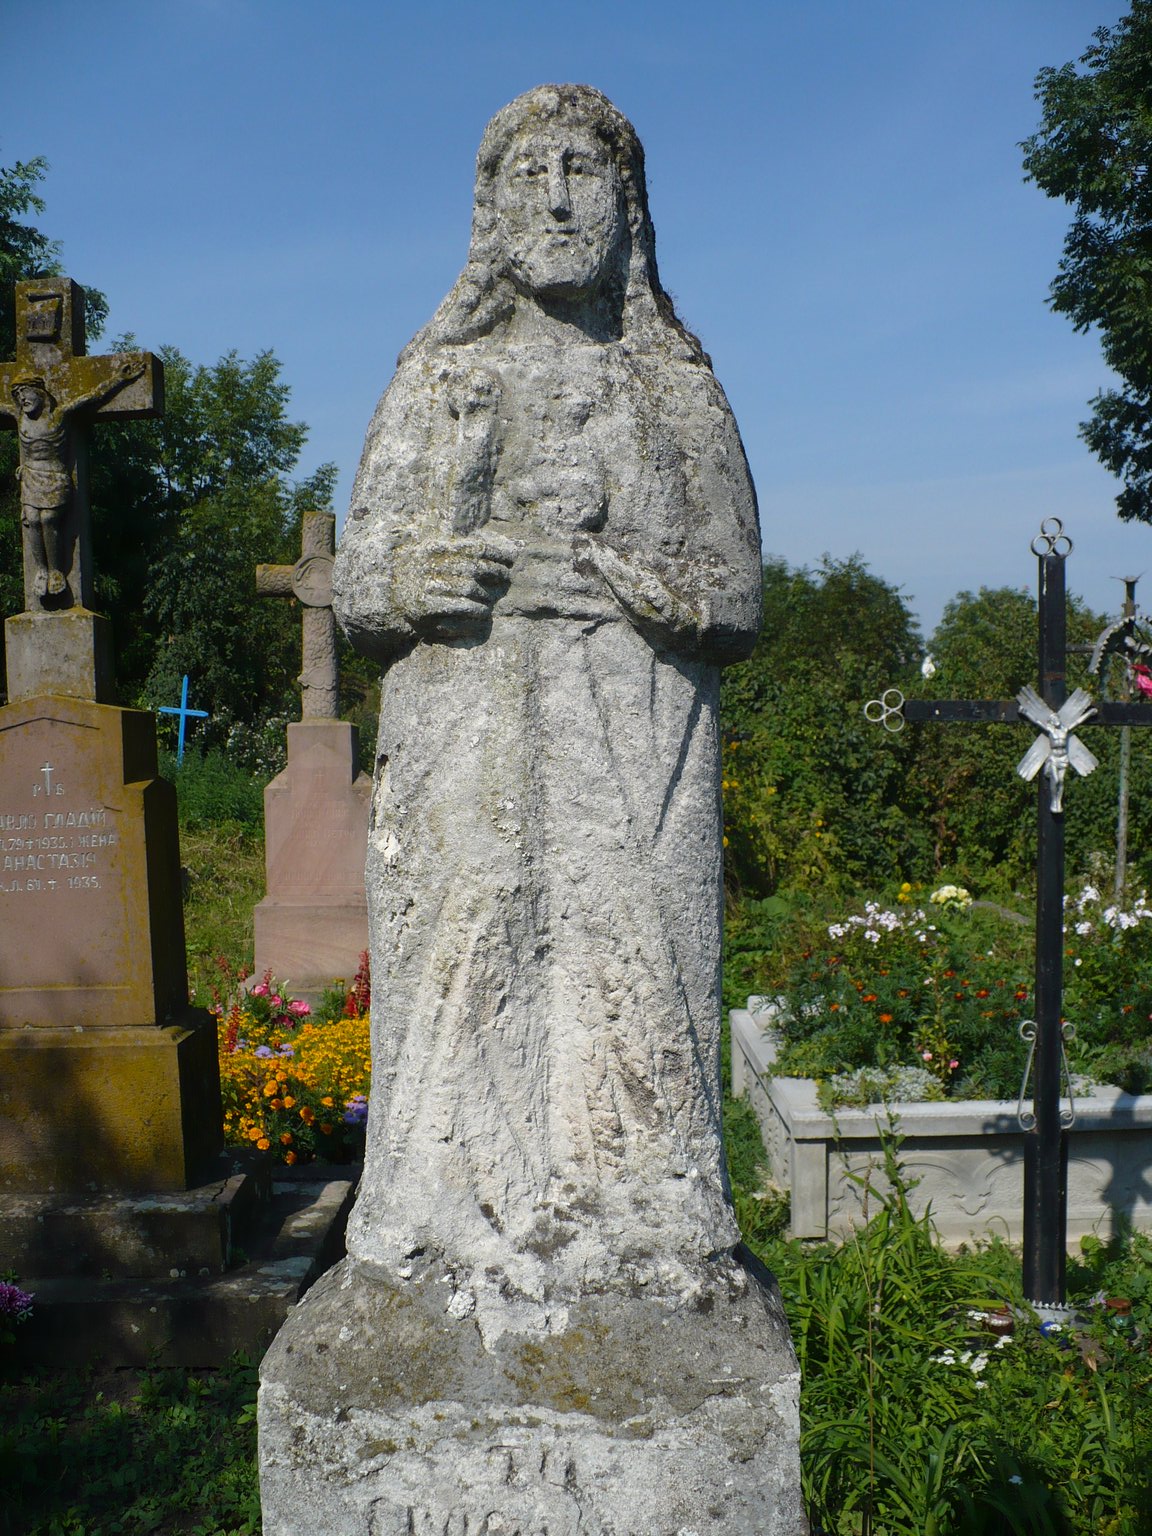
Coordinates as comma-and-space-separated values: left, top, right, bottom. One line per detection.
731, 1001, 1152, 1246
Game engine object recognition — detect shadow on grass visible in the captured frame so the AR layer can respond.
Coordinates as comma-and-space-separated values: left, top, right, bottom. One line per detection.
0, 1356, 261, 1536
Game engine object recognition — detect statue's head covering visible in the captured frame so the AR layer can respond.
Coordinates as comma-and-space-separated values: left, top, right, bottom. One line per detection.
402, 84, 706, 365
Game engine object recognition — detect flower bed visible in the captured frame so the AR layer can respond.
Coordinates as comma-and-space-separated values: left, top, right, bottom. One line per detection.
214, 969, 371, 1166
768, 884, 1152, 1101
732, 999, 1152, 1246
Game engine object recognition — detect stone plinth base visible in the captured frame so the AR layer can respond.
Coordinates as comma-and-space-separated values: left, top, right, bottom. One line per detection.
0, 1019, 220, 1195
4, 609, 115, 704
253, 719, 371, 992
253, 901, 369, 1002
6, 1170, 359, 1367
258, 1251, 808, 1536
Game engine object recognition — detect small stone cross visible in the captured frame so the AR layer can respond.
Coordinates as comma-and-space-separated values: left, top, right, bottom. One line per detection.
255, 511, 339, 719
0, 278, 163, 611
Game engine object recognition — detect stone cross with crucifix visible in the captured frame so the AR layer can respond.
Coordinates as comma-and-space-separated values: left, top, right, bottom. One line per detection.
0, 278, 163, 614
255, 510, 339, 718
867, 518, 1152, 1309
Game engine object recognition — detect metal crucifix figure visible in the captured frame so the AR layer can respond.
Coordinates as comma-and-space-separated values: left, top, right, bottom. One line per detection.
866, 518, 1152, 1307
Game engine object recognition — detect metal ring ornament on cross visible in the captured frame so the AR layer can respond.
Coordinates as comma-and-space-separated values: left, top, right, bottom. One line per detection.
864, 688, 906, 733
1031, 518, 1073, 559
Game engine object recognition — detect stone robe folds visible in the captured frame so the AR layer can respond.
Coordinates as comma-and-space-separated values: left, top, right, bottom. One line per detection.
333, 335, 762, 1313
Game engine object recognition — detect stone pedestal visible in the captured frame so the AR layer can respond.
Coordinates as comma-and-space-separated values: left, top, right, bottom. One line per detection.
0, 691, 220, 1193
259, 1251, 806, 1536
4, 609, 115, 705
253, 719, 371, 993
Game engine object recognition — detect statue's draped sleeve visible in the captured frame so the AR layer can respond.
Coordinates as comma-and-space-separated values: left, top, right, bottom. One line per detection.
333, 358, 444, 663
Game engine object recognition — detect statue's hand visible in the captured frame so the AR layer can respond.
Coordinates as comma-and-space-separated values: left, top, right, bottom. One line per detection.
574, 535, 700, 645
395, 532, 517, 633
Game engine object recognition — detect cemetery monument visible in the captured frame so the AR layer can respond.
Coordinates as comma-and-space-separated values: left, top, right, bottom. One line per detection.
253, 510, 371, 996
0, 277, 222, 1196
259, 86, 806, 1533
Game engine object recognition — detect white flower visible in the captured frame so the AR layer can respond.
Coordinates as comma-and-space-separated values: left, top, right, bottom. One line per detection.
1008, 1474, 1023, 1485
921, 655, 937, 679
1075, 921, 1093, 936
864, 930, 881, 944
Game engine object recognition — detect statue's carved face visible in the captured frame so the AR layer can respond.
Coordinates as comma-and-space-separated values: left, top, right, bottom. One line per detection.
13, 385, 46, 418
494, 125, 624, 300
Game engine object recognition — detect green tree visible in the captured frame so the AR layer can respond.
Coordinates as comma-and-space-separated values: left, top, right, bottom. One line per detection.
137, 348, 335, 755
1022, 2, 1152, 522
721, 555, 927, 896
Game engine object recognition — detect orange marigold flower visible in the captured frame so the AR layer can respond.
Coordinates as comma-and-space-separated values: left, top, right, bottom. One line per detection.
320, 1122, 333, 1135
284, 1150, 298, 1165
321, 1096, 335, 1108
300, 1106, 316, 1124
862, 993, 878, 1003
282, 1095, 296, 1109
257, 1138, 271, 1151
976, 989, 990, 999
248, 1126, 264, 1142
263, 1080, 278, 1097
270, 1098, 284, 1111
280, 1131, 293, 1145
879, 1013, 893, 1024
829, 1002, 840, 1012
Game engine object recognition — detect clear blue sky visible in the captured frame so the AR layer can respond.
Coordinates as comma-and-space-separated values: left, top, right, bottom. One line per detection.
4, 0, 1142, 640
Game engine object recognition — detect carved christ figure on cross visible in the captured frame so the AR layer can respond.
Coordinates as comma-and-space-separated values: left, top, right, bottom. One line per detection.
11, 361, 144, 600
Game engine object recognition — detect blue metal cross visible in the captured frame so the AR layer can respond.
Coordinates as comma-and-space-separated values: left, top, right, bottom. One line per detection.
158, 674, 209, 764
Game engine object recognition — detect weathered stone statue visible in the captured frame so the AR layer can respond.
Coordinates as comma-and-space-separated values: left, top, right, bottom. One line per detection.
260, 85, 807, 1535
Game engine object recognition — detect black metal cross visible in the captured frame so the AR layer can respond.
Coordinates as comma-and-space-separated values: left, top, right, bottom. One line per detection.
866, 518, 1152, 1306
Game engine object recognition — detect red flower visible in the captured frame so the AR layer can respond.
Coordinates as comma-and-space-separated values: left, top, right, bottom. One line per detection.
862, 993, 878, 1003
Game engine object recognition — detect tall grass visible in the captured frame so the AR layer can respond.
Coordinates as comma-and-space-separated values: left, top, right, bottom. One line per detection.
745, 1140, 1152, 1535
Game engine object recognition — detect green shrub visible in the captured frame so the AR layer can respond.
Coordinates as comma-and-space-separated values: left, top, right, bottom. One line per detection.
160, 746, 267, 828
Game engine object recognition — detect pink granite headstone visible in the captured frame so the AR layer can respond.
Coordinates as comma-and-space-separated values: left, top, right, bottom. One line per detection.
253, 515, 371, 994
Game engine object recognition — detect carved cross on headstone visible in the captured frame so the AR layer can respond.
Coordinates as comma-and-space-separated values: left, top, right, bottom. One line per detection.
255, 511, 339, 718
867, 519, 1152, 1309
0, 278, 163, 611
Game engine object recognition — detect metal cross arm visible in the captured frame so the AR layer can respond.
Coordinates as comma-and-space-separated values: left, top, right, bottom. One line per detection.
864, 519, 1152, 1308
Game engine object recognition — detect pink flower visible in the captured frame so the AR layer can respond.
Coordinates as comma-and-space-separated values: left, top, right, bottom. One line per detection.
288, 999, 311, 1016
251, 983, 269, 997
1132, 663, 1152, 699
949, 1058, 959, 1069
922, 1050, 933, 1061
270, 995, 282, 1007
